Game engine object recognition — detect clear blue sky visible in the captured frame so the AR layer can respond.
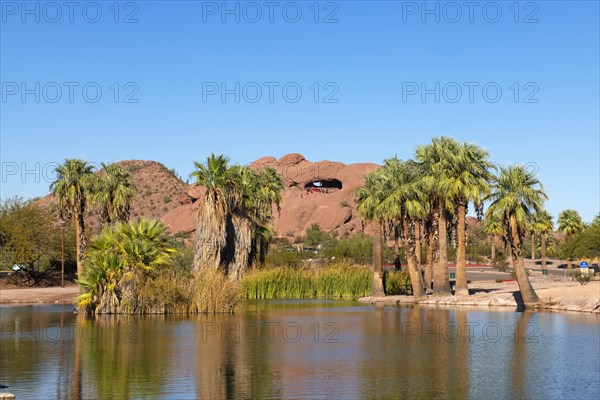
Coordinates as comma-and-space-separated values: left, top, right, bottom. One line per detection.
1, 1, 598, 222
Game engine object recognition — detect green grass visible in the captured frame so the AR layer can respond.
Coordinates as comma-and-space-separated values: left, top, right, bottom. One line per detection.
241, 262, 372, 299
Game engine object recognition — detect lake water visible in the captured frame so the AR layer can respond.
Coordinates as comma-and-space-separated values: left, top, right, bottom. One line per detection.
0, 301, 598, 399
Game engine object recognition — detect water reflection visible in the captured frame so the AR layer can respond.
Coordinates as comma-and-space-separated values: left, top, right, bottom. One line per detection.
0, 302, 598, 399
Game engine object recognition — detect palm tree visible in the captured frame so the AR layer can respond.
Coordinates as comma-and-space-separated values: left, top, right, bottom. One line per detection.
484, 216, 502, 262
92, 162, 135, 226
486, 165, 548, 306
191, 154, 240, 273
557, 209, 584, 238
77, 218, 175, 314
416, 137, 457, 297
50, 159, 96, 281
357, 168, 387, 297
253, 167, 284, 265
442, 142, 493, 296
533, 210, 554, 270
376, 158, 427, 299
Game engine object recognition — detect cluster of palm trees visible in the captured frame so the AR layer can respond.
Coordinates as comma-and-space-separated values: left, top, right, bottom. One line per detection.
50, 160, 135, 280
192, 154, 284, 282
358, 137, 549, 306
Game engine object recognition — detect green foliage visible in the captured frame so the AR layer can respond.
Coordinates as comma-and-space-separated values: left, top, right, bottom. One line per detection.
163, 195, 172, 204
568, 270, 593, 285
240, 263, 372, 299
304, 223, 333, 247
559, 226, 600, 260
492, 254, 510, 272
384, 270, 412, 295
0, 197, 76, 273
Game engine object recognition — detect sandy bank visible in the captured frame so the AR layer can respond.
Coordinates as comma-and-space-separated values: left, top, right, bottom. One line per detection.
0, 286, 80, 305
359, 280, 600, 313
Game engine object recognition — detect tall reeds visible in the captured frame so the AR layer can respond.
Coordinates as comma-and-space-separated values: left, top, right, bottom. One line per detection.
240, 262, 372, 299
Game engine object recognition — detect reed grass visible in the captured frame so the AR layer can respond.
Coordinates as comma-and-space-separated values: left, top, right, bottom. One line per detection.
384, 270, 412, 296
240, 262, 372, 299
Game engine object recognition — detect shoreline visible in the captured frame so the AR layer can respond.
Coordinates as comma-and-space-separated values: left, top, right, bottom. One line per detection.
359, 280, 600, 314
0, 286, 80, 305
1, 281, 598, 314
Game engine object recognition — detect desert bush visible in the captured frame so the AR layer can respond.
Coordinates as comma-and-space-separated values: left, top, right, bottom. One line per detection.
568, 270, 593, 286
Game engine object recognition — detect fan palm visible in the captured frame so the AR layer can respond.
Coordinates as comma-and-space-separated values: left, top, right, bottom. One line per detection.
50, 159, 96, 281
441, 142, 493, 295
483, 215, 502, 261
416, 137, 457, 297
191, 154, 240, 273
92, 162, 135, 226
486, 165, 548, 305
376, 158, 427, 299
533, 210, 554, 270
76, 218, 175, 313
557, 209, 584, 238
357, 168, 387, 296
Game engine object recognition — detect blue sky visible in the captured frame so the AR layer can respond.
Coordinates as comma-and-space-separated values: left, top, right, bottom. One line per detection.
1, 1, 599, 222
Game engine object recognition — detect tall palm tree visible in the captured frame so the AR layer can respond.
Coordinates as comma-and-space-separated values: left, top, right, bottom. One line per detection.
50, 159, 96, 280
442, 142, 493, 296
416, 137, 457, 297
357, 168, 387, 297
533, 210, 554, 270
483, 216, 502, 262
557, 209, 584, 238
253, 167, 284, 264
486, 165, 548, 306
92, 162, 135, 226
191, 154, 240, 273
376, 158, 427, 299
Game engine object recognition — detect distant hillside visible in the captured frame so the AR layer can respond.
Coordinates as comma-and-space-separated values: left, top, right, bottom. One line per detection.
37, 155, 384, 240
37, 160, 187, 235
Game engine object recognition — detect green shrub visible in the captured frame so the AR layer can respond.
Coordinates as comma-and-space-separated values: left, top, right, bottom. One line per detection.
384, 270, 412, 295
163, 195, 172, 204
569, 270, 593, 286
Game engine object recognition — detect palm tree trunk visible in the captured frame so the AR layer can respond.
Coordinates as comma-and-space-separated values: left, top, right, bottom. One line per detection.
541, 232, 547, 270
393, 225, 401, 270
455, 203, 469, 296
193, 193, 226, 273
415, 222, 422, 268
371, 220, 385, 297
403, 216, 426, 299
228, 214, 253, 282
491, 235, 496, 262
509, 214, 540, 305
425, 232, 434, 293
531, 233, 535, 260
75, 209, 87, 287
433, 203, 451, 296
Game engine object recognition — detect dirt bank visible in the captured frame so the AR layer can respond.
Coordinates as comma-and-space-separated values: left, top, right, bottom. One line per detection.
0, 286, 80, 305
360, 280, 600, 313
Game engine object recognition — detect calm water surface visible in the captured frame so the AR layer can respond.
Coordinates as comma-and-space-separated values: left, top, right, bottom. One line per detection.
0, 301, 598, 399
